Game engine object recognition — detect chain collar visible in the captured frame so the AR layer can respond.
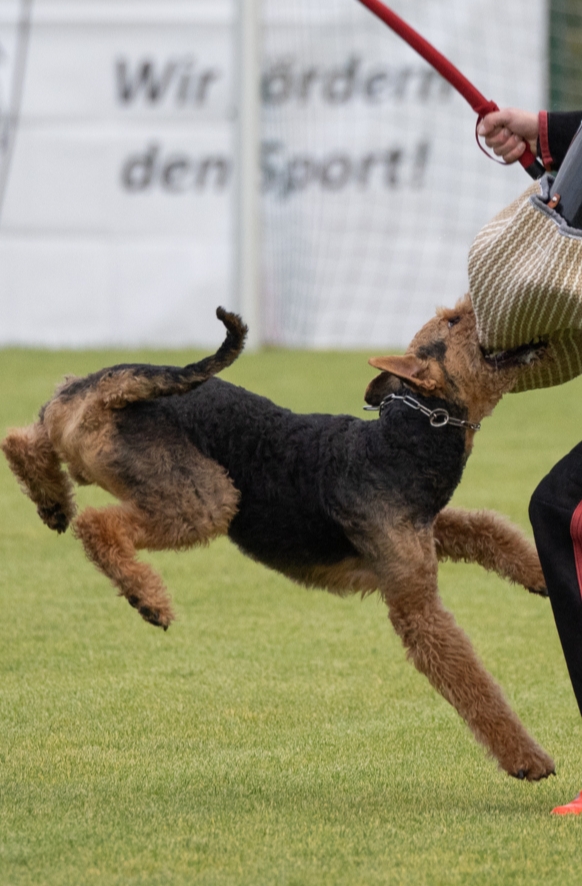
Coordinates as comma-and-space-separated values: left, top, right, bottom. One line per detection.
364, 392, 481, 432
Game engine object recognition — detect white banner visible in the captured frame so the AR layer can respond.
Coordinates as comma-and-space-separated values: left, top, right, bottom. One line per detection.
0, 0, 545, 348
0, 0, 235, 347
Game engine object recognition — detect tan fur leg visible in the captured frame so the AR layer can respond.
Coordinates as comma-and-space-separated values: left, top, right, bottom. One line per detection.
73, 459, 239, 629
434, 507, 546, 595
378, 527, 554, 780
74, 504, 177, 629
1, 422, 76, 532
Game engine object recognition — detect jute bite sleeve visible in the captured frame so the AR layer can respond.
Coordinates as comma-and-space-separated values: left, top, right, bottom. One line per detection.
468, 176, 582, 392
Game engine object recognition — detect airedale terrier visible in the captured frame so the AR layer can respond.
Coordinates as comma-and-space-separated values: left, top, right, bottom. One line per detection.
2, 298, 555, 781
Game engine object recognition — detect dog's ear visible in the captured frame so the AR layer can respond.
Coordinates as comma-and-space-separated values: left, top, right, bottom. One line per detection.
367, 355, 438, 393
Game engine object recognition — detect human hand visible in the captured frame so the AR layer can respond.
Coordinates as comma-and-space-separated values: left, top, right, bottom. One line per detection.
477, 109, 539, 164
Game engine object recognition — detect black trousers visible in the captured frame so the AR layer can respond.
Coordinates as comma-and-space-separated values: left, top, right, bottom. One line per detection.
530, 441, 582, 716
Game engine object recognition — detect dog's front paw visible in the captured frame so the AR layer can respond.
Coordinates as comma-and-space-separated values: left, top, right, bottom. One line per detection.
139, 605, 172, 631
515, 560, 547, 596
127, 595, 174, 631
37, 503, 69, 534
508, 750, 556, 782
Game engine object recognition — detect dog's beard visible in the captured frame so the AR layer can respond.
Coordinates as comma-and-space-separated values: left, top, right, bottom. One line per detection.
364, 372, 405, 407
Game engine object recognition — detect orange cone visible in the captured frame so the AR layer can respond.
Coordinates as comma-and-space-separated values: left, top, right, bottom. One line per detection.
552, 791, 582, 815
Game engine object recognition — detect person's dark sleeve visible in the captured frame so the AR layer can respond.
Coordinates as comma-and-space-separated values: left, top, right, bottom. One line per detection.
538, 110, 582, 170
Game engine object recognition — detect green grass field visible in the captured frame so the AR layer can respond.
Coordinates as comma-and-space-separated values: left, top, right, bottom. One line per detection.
2, 344, 582, 885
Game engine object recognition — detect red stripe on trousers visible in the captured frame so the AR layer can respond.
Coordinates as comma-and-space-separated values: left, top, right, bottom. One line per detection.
570, 500, 582, 599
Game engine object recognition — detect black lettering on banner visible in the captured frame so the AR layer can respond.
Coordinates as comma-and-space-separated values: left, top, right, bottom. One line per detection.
260, 141, 431, 198
195, 70, 221, 104
321, 155, 352, 189
411, 141, 430, 188
364, 65, 433, 102
284, 157, 315, 196
116, 60, 177, 103
260, 56, 453, 106
393, 67, 413, 100
261, 59, 294, 105
364, 71, 390, 103
261, 143, 316, 197
120, 145, 232, 193
121, 144, 159, 190
115, 55, 453, 107
162, 157, 192, 191
323, 57, 360, 104
116, 57, 222, 106
175, 59, 195, 104
196, 157, 230, 190
120, 142, 430, 196
116, 55, 452, 109
382, 149, 403, 187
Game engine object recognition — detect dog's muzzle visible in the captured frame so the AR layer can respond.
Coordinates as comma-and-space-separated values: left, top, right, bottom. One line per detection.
481, 338, 548, 369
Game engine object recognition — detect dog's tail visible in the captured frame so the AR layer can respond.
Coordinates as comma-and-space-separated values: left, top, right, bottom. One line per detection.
178, 306, 248, 384
56, 307, 248, 409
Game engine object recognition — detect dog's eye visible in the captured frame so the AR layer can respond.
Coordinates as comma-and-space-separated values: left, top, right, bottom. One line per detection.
448, 316, 461, 328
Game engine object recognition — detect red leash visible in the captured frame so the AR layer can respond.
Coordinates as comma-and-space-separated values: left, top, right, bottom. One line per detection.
356, 0, 544, 179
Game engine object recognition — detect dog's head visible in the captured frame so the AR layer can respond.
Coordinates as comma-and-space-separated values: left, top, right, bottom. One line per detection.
365, 295, 546, 428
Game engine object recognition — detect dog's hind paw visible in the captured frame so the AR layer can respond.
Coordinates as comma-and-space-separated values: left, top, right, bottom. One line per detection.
37, 503, 70, 534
